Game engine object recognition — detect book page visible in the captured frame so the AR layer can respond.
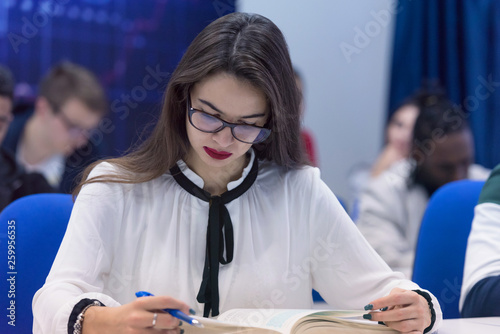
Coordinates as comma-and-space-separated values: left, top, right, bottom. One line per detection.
183, 309, 397, 334
214, 309, 370, 333
218, 309, 369, 328
184, 309, 322, 334
217, 309, 318, 332
293, 316, 399, 333
185, 315, 281, 334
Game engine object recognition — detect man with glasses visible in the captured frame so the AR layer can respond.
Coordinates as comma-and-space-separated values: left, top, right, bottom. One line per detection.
2, 62, 107, 192
0, 65, 54, 211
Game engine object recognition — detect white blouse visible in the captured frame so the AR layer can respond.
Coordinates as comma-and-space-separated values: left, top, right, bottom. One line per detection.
33, 151, 442, 333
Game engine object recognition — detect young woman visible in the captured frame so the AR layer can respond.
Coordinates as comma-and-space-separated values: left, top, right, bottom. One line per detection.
371, 95, 421, 178
33, 13, 441, 334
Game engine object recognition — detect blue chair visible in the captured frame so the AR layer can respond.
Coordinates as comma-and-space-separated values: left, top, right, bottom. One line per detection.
412, 180, 485, 319
312, 289, 325, 303
0, 193, 73, 333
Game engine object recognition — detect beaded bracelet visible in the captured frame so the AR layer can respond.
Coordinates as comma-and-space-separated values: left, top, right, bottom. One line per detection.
72, 300, 104, 334
412, 289, 436, 334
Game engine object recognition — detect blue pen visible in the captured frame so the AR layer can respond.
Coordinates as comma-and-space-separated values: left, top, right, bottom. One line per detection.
135, 291, 204, 328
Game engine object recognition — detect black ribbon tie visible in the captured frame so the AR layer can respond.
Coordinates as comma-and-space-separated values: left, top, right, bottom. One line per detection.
169, 156, 258, 317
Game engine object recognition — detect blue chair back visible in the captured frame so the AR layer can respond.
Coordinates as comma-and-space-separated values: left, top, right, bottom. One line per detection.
412, 180, 485, 319
0, 193, 73, 333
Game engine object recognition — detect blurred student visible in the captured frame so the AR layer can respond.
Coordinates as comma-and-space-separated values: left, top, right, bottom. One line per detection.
0, 65, 54, 211
349, 91, 422, 218
2, 62, 107, 192
460, 163, 500, 317
294, 68, 318, 166
371, 94, 421, 177
356, 93, 490, 278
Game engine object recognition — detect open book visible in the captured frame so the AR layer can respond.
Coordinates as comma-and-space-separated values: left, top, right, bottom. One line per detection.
185, 309, 398, 333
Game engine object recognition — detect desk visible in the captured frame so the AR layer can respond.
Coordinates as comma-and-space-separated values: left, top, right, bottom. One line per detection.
439, 317, 500, 333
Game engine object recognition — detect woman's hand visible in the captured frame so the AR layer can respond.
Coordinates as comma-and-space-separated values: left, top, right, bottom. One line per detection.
371, 144, 407, 177
82, 295, 192, 334
364, 288, 431, 334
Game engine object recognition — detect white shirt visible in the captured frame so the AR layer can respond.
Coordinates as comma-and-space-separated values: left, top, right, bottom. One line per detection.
33, 151, 442, 333
356, 159, 490, 278
460, 164, 500, 311
460, 202, 500, 310
16, 141, 65, 188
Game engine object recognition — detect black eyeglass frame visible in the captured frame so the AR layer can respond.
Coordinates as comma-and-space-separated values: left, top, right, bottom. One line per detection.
187, 97, 271, 144
49, 102, 94, 137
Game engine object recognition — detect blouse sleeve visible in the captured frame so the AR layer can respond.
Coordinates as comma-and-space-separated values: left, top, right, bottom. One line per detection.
32, 163, 124, 334
305, 168, 442, 332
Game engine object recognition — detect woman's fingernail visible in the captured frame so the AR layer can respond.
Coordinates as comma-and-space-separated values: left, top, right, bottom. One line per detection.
381, 307, 388, 311
179, 320, 183, 326
364, 304, 373, 311
180, 329, 185, 334
189, 308, 196, 315
363, 314, 372, 320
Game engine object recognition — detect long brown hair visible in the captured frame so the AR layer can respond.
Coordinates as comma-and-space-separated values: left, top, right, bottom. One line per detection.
74, 12, 306, 195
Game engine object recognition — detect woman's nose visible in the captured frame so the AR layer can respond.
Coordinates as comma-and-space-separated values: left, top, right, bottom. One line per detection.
213, 126, 234, 147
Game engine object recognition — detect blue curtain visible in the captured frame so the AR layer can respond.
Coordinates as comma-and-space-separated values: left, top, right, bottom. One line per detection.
389, 0, 500, 168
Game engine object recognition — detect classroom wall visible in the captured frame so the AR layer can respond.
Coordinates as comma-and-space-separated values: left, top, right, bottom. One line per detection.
238, 0, 397, 208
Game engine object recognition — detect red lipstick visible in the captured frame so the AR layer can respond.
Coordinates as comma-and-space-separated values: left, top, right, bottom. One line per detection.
203, 147, 232, 160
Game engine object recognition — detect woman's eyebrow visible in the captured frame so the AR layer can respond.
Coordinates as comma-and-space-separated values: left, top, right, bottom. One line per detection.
198, 98, 266, 119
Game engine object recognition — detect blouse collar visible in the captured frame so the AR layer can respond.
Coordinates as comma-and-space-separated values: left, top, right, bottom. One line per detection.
175, 149, 256, 192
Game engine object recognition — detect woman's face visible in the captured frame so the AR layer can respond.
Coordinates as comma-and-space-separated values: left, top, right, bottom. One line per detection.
185, 72, 268, 177
386, 104, 419, 155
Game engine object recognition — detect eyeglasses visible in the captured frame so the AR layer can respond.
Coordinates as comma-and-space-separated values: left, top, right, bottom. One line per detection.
57, 111, 93, 137
187, 97, 271, 144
